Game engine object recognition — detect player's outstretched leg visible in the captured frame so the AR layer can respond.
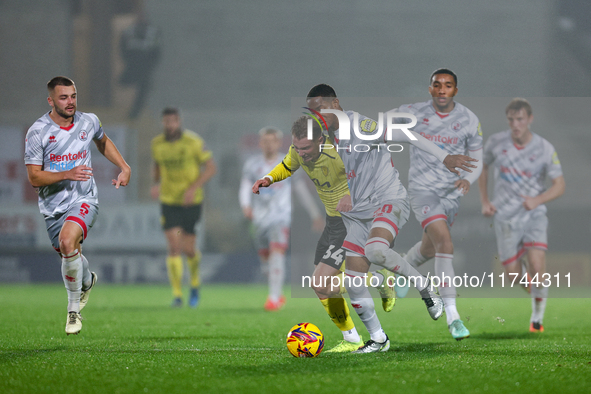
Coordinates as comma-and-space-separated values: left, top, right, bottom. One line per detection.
365, 237, 443, 320
345, 267, 390, 354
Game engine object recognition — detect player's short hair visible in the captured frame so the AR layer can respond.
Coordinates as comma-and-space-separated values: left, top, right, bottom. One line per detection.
505, 98, 532, 116
258, 126, 283, 139
47, 76, 75, 92
292, 116, 322, 140
307, 84, 337, 99
430, 68, 458, 86
162, 107, 180, 117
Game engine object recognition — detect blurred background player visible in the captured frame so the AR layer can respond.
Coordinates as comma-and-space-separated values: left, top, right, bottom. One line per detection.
479, 98, 565, 332
305, 83, 476, 353
393, 69, 483, 340
252, 116, 398, 353
24, 76, 131, 335
239, 126, 323, 311
151, 107, 217, 308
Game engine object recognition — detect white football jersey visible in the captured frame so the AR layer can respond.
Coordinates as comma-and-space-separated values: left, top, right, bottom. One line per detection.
24, 111, 104, 217
332, 110, 407, 211
395, 100, 482, 198
483, 130, 563, 219
240, 153, 291, 229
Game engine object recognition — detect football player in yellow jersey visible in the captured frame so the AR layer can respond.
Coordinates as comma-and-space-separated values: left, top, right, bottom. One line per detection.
252, 116, 396, 353
151, 107, 217, 308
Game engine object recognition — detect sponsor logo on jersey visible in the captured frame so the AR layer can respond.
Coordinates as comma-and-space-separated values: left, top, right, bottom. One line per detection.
552, 151, 560, 165
49, 150, 88, 171
49, 135, 57, 143
477, 123, 483, 136
422, 118, 430, 125
418, 131, 459, 145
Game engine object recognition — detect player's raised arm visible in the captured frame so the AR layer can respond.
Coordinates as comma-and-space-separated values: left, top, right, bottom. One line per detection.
388, 128, 477, 176
94, 134, 131, 188
252, 149, 293, 194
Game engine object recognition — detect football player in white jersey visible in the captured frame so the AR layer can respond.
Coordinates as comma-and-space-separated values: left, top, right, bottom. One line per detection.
239, 126, 322, 311
393, 69, 483, 340
479, 98, 565, 333
24, 76, 131, 335
306, 84, 477, 353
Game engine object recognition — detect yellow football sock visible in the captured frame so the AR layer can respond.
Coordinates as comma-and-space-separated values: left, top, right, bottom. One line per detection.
187, 251, 201, 288
166, 255, 183, 298
320, 297, 354, 331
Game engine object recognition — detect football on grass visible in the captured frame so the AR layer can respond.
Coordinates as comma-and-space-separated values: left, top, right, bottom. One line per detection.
286, 322, 324, 358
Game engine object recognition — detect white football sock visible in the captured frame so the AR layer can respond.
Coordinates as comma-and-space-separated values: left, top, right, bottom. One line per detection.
344, 270, 385, 342
62, 249, 82, 313
342, 327, 361, 343
531, 286, 549, 324
81, 254, 92, 290
435, 253, 460, 325
405, 241, 429, 267
268, 252, 285, 302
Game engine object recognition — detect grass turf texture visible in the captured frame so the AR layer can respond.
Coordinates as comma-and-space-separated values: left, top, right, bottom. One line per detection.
1, 284, 590, 394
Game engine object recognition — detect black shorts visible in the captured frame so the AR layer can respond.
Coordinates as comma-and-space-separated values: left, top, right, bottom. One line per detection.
314, 215, 347, 270
161, 204, 202, 235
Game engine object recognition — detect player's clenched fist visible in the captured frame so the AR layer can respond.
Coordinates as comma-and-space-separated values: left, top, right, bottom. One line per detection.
252, 177, 271, 194
481, 201, 496, 217
67, 165, 93, 181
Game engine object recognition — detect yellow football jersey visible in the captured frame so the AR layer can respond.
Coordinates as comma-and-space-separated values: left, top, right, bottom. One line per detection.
151, 130, 212, 205
267, 136, 349, 217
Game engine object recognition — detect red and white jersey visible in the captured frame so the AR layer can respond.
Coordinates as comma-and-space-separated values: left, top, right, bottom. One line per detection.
24, 111, 104, 217
483, 130, 563, 219
394, 100, 482, 198
333, 110, 407, 212
240, 153, 291, 229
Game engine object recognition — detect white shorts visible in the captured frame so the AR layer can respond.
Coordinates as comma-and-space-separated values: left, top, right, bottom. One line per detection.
44, 202, 99, 254
253, 223, 290, 258
341, 196, 410, 257
494, 209, 548, 266
409, 188, 460, 230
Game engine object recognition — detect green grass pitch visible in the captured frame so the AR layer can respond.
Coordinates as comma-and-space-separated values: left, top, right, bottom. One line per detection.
1, 284, 590, 393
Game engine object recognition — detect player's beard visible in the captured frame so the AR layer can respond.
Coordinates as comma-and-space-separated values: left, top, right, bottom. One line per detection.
54, 104, 76, 121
